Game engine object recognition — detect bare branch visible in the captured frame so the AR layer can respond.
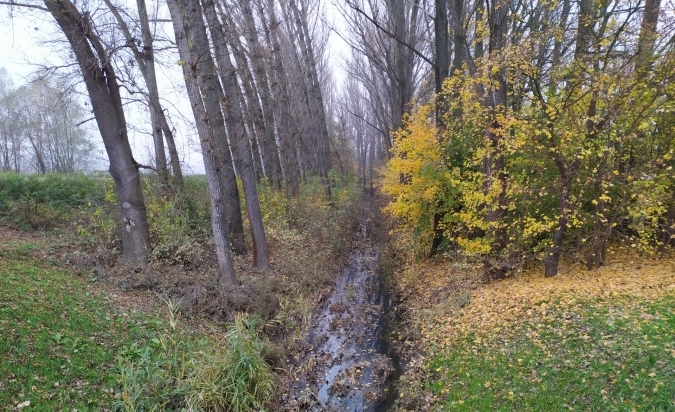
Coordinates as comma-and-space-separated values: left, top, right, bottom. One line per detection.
0, 0, 48, 11
344, 0, 434, 68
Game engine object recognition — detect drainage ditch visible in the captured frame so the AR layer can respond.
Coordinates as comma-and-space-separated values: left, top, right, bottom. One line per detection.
289, 212, 401, 411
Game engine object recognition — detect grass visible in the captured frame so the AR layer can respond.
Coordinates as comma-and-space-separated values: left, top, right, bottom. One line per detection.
0, 172, 362, 410
0, 240, 157, 410
428, 296, 675, 411
391, 255, 675, 411
0, 238, 276, 411
116, 309, 274, 412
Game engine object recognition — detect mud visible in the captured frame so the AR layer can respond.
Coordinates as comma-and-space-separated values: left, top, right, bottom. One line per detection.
285, 205, 400, 411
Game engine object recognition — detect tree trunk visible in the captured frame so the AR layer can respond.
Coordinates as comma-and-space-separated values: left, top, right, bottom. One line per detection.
434, 0, 449, 126
637, 0, 661, 72
203, 0, 270, 269
283, 20, 318, 175
450, 0, 467, 73
261, 0, 301, 197
157, 113, 184, 191
166, 0, 246, 256
482, 0, 509, 278
133, 0, 168, 185
44, 0, 149, 264
226, 33, 267, 182
166, 0, 240, 284
239, 0, 283, 191
475, 0, 484, 59
289, 0, 332, 200
545, 166, 573, 277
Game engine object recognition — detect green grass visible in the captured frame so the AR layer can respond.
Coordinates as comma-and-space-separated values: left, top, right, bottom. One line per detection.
0, 241, 156, 410
429, 296, 675, 411
0, 238, 276, 411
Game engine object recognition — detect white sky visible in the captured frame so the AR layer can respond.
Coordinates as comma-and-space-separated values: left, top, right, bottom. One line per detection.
0, 1, 349, 174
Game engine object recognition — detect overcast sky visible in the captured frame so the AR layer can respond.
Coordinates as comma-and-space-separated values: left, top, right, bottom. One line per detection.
0, 0, 349, 174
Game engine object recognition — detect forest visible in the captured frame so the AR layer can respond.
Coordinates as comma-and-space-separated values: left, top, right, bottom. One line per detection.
0, 0, 674, 410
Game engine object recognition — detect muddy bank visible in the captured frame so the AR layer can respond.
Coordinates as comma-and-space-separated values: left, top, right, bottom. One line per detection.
281, 200, 400, 411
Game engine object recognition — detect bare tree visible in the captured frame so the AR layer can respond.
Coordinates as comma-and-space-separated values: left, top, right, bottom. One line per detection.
203, 0, 270, 269
102, 0, 184, 190
9, 78, 93, 173
42, 0, 150, 264
166, 0, 240, 283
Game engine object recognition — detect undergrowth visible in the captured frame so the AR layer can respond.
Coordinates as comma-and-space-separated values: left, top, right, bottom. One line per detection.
116, 302, 274, 412
1, 171, 362, 410
0, 172, 105, 230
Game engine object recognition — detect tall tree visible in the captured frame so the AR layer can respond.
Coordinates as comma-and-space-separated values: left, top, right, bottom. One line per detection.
288, 0, 332, 199
43, 0, 150, 264
259, 0, 301, 196
103, 0, 185, 190
166, 0, 240, 283
203, 0, 270, 269
238, 0, 283, 191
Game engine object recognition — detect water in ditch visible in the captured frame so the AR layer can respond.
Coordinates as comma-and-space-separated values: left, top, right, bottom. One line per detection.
289, 219, 401, 411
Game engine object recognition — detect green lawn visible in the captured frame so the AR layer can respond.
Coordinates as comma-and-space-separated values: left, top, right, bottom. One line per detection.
428, 296, 675, 411
0, 240, 156, 411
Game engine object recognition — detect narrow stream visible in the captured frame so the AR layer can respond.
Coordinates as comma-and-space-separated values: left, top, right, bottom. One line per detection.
291, 220, 401, 411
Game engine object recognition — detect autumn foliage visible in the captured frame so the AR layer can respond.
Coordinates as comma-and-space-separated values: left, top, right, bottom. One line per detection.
382, 16, 675, 276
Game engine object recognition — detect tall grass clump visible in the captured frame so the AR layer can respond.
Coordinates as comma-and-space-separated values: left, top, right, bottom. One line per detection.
116, 302, 274, 412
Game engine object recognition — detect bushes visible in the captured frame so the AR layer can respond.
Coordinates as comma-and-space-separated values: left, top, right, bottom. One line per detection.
0, 172, 105, 228
116, 303, 274, 412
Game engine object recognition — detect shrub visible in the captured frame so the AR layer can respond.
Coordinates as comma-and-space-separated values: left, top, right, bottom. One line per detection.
0, 173, 105, 229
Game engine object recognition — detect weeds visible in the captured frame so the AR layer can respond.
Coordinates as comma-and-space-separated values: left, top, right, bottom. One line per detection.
116, 301, 274, 412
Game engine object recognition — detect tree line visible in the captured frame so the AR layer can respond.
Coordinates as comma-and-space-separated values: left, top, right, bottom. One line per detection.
6, 0, 672, 282
0, 0, 363, 284
343, 0, 675, 278
0, 70, 94, 174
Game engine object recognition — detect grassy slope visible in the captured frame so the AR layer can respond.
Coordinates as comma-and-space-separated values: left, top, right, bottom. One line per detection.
394, 257, 675, 411
0, 238, 157, 411
0, 175, 361, 411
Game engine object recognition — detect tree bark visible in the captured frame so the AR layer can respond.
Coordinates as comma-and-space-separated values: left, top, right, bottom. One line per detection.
435, 0, 450, 129
260, 0, 301, 197
544, 159, 577, 277
166, 0, 240, 284
637, 0, 661, 70
202, 0, 270, 269
137, 0, 168, 185
289, 0, 332, 200
168, 0, 246, 256
44, 0, 149, 264
239, 0, 283, 191
224, 28, 267, 182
